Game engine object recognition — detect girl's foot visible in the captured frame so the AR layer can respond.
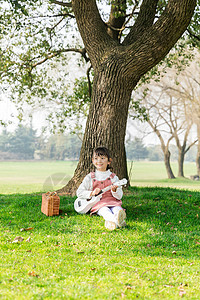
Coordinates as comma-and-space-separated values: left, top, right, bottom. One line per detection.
105, 220, 117, 230
116, 210, 126, 227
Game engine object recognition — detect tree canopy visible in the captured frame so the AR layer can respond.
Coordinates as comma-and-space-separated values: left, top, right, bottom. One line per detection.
0, 0, 199, 118
0, 0, 198, 194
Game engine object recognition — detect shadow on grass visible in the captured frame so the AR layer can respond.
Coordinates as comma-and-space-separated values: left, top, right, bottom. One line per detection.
123, 186, 200, 258
0, 193, 76, 231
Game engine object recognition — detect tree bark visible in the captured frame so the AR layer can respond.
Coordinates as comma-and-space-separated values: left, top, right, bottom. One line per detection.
147, 119, 175, 179
164, 149, 175, 179
177, 149, 185, 177
175, 125, 192, 177
58, 59, 134, 195
196, 124, 200, 176
58, 0, 196, 195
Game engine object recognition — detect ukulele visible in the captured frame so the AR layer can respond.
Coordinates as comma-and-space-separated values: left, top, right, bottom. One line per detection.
74, 178, 127, 214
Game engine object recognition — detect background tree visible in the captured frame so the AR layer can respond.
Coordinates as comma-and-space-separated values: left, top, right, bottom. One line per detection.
39, 133, 82, 160
146, 144, 164, 161
160, 55, 200, 176
126, 137, 148, 161
0, 0, 197, 194
136, 83, 198, 178
0, 125, 38, 159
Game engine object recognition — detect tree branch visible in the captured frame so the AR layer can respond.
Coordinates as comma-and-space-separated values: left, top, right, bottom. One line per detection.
122, 0, 196, 82
187, 28, 200, 42
29, 13, 75, 19
185, 139, 198, 153
123, 0, 158, 45
50, 0, 72, 7
71, 0, 118, 70
31, 48, 89, 68
106, 0, 127, 42
86, 64, 92, 99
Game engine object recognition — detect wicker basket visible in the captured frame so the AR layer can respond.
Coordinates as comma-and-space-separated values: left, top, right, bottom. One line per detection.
41, 192, 60, 216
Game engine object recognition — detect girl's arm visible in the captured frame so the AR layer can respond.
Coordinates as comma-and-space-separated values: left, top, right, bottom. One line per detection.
111, 175, 123, 200
76, 174, 93, 199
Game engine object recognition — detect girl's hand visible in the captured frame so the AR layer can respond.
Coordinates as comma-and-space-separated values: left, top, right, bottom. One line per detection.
90, 188, 101, 197
111, 185, 118, 192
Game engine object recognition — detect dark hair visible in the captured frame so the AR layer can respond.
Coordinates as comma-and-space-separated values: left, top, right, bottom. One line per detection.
93, 147, 112, 170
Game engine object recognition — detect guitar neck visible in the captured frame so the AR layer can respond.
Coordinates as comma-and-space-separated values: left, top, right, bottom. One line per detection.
95, 184, 114, 196
94, 179, 127, 197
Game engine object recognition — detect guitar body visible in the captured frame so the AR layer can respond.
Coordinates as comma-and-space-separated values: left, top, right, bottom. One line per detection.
74, 195, 102, 214
74, 178, 127, 214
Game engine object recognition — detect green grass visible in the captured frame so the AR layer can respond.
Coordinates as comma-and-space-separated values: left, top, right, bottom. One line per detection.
1, 160, 200, 299
0, 161, 77, 194
131, 161, 200, 190
0, 160, 199, 194
0, 187, 200, 299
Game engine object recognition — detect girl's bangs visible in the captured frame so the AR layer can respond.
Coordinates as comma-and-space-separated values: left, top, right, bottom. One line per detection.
93, 147, 110, 158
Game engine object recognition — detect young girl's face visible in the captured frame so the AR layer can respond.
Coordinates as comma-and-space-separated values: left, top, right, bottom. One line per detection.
92, 153, 111, 172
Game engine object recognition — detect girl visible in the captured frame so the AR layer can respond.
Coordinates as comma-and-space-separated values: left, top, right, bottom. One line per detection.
76, 147, 126, 230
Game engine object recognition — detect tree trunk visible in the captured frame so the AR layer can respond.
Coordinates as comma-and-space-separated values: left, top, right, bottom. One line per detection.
58, 0, 196, 195
196, 124, 200, 176
58, 62, 134, 195
147, 119, 175, 179
164, 149, 175, 179
177, 149, 185, 177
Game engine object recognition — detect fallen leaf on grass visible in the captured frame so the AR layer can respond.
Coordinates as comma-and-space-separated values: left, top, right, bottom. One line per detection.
26, 237, 31, 242
126, 284, 132, 290
121, 293, 126, 298
195, 241, 200, 245
164, 284, 174, 287
179, 290, 186, 297
178, 285, 186, 297
91, 268, 96, 271
172, 251, 176, 254
12, 236, 24, 243
8, 277, 13, 281
75, 249, 84, 254
28, 271, 39, 278
20, 227, 34, 232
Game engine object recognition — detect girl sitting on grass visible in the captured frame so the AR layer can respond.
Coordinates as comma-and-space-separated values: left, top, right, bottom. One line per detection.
76, 146, 126, 230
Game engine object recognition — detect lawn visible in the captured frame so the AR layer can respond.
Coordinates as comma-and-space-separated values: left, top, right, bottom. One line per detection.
131, 161, 200, 190
0, 160, 199, 194
0, 188, 200, 299
0, 161, 200, 299
0, 161, 77, 194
